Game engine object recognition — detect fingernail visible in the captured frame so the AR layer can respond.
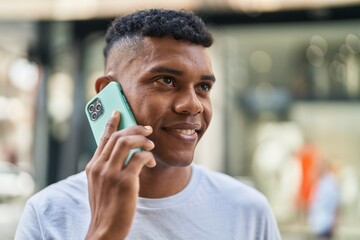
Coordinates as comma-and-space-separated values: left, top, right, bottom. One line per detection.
148, 140, 155, 147
149, 160, 157, 168
144, 126, 152, 131
112, 110, 118, 117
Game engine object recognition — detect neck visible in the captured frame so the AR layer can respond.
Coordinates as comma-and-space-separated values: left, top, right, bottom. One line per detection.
139, 164, 192, 198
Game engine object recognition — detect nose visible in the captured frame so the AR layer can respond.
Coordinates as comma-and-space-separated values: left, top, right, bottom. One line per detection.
174, 89, 204, 115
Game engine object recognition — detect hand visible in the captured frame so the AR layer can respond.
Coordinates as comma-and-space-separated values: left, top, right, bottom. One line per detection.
85, 111, 156, 240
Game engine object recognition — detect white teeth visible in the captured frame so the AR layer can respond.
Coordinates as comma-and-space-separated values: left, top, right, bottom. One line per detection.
175, 129, 195, 135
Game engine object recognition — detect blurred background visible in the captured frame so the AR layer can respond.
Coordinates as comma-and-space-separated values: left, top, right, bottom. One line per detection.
0, 0, 360, 239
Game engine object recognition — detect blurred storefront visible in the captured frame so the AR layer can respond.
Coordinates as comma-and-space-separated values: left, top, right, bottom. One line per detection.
211, 20, 360, 239
0, 1, 360, 239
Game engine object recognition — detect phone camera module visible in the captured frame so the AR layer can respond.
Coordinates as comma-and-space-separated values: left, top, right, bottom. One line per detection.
88, 98, 104, 121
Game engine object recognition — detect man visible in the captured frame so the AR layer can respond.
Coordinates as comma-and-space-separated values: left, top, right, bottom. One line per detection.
15, 9, 281, 239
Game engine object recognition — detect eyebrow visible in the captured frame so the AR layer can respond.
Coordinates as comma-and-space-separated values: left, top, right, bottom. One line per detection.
150, 66, 216, 82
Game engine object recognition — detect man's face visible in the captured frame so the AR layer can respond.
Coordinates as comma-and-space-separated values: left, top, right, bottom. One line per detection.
106, 37, 215, 167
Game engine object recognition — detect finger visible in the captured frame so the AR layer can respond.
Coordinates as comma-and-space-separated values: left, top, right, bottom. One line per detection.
107, 135, 155, 169
125, 151, 156, 176
95, 110, 120, 156
115, 125, 153, 138
100, 126, 153, 161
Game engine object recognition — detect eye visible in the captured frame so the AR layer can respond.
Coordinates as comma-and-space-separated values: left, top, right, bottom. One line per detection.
156, 77, 175, 87
198, 83, 212, 92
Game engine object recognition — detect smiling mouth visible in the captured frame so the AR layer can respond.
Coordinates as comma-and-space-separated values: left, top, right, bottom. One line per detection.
175, 129, 196, 135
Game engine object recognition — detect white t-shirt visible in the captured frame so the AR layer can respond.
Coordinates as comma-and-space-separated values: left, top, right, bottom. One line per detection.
15, 164, 281, 240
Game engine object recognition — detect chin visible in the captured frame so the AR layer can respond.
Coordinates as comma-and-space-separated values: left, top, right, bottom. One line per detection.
153, 151, 194, 168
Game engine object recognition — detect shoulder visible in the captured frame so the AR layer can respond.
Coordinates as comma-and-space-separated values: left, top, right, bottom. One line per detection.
194, 164, 269, 209
27, 171, 89, 214
15, 172, 90, 239
193, 164, 281, 239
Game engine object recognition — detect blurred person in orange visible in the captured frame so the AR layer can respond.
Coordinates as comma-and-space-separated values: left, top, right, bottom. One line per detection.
296, 142, 321, 220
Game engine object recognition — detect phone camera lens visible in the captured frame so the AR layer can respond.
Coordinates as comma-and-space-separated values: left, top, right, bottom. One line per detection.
91, 112, 98, 121
89, 104, 95, 112
96, 102, 102, 111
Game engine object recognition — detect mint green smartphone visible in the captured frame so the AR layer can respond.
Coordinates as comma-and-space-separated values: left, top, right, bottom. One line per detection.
85, 81, 140, 164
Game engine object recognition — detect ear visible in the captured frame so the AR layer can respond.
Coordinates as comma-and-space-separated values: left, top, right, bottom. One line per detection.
95, 76, 113, 93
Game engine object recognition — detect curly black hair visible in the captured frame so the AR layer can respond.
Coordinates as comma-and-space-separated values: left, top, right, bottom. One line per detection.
104, 9, 213, 60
